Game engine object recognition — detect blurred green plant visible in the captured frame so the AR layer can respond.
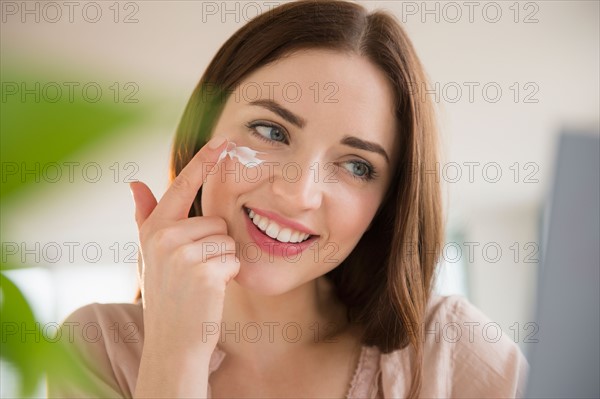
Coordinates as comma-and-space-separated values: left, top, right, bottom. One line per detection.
1, 65, 149, 396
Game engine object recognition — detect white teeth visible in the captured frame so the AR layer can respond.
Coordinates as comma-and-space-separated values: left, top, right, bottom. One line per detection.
265, 222, 280, 239
258, 217, 269, 231
246, 208, 311, 243
276, 228, 292, 243
289, 231, 300, 243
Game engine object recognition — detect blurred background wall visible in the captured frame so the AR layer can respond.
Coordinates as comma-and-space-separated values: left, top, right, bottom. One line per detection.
1, 0, 598, 396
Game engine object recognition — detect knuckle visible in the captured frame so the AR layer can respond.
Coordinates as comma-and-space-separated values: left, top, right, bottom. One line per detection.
221, 236, 237, 252
200, 235, 235, 255
215, 218, 228, 233
195, 151, 211, 166
173, 245, 197, 264
171, 174, 194, 193
220, 252, 239, 265
192, 267, 225, 290
153, 227, 178, 248
202, 216, 228, 233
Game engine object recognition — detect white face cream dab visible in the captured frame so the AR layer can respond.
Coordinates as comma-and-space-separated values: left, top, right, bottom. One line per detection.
216, 141, 265, 168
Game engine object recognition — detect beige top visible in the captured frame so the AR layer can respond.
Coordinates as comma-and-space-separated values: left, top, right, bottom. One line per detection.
47, 295, 528, 398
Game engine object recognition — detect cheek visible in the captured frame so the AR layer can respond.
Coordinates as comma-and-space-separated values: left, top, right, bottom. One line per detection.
200, 159, 260, 216
321, 195, 379, 269
330, 192, 381, 244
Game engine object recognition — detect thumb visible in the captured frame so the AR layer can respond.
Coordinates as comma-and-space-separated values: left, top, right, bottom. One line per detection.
129, 181, 158, 228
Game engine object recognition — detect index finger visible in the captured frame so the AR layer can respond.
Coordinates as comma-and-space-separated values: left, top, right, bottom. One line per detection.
152, 137, 228, 220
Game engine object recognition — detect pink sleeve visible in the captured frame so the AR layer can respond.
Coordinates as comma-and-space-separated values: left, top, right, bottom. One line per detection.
46, 303, 144, 398
448, 296, 529, 398
380, 295, 529, 398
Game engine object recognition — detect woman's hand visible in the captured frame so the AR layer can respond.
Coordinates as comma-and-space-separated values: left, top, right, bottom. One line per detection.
130, 136, 238, 398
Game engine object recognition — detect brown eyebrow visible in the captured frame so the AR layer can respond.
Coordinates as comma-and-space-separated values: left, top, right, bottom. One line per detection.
248, 99, 389, 163
248, 99, 306, 128
341, 136, 390, 164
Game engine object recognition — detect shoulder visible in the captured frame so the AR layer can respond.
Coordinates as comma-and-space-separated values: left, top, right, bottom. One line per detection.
47, 302, 144, 398
380, 295, 529, 398
59, 302, 144, 360
61, 302, 144, 335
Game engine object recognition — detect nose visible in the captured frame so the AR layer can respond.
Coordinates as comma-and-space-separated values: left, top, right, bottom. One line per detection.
269, 160, 324, 211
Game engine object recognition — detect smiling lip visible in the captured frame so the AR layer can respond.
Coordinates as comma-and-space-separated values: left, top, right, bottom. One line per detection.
245, 206, 318, 236
243, 207, 319, 258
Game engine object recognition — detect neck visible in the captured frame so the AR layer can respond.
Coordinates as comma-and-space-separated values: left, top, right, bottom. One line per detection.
218, 276, 351, 359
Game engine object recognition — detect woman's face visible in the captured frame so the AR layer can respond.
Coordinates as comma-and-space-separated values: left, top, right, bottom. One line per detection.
202, 49, 398, 295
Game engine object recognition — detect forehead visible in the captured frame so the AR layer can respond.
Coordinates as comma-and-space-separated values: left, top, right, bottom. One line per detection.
231, 49, 398, 155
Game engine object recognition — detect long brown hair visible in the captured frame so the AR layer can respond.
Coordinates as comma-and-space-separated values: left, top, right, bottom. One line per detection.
139, 1, 443, 397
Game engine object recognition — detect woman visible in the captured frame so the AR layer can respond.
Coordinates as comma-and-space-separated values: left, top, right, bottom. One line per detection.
49, 1, 528, 397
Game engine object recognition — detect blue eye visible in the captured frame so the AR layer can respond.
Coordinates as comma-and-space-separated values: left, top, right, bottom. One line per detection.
245, 121, 288, 144
342, 160, 376, 181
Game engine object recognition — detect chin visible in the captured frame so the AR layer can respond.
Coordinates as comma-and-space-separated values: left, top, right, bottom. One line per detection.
231, 261, 303, 297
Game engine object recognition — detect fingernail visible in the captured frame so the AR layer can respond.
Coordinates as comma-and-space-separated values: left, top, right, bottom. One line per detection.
207, 136, 227, 149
